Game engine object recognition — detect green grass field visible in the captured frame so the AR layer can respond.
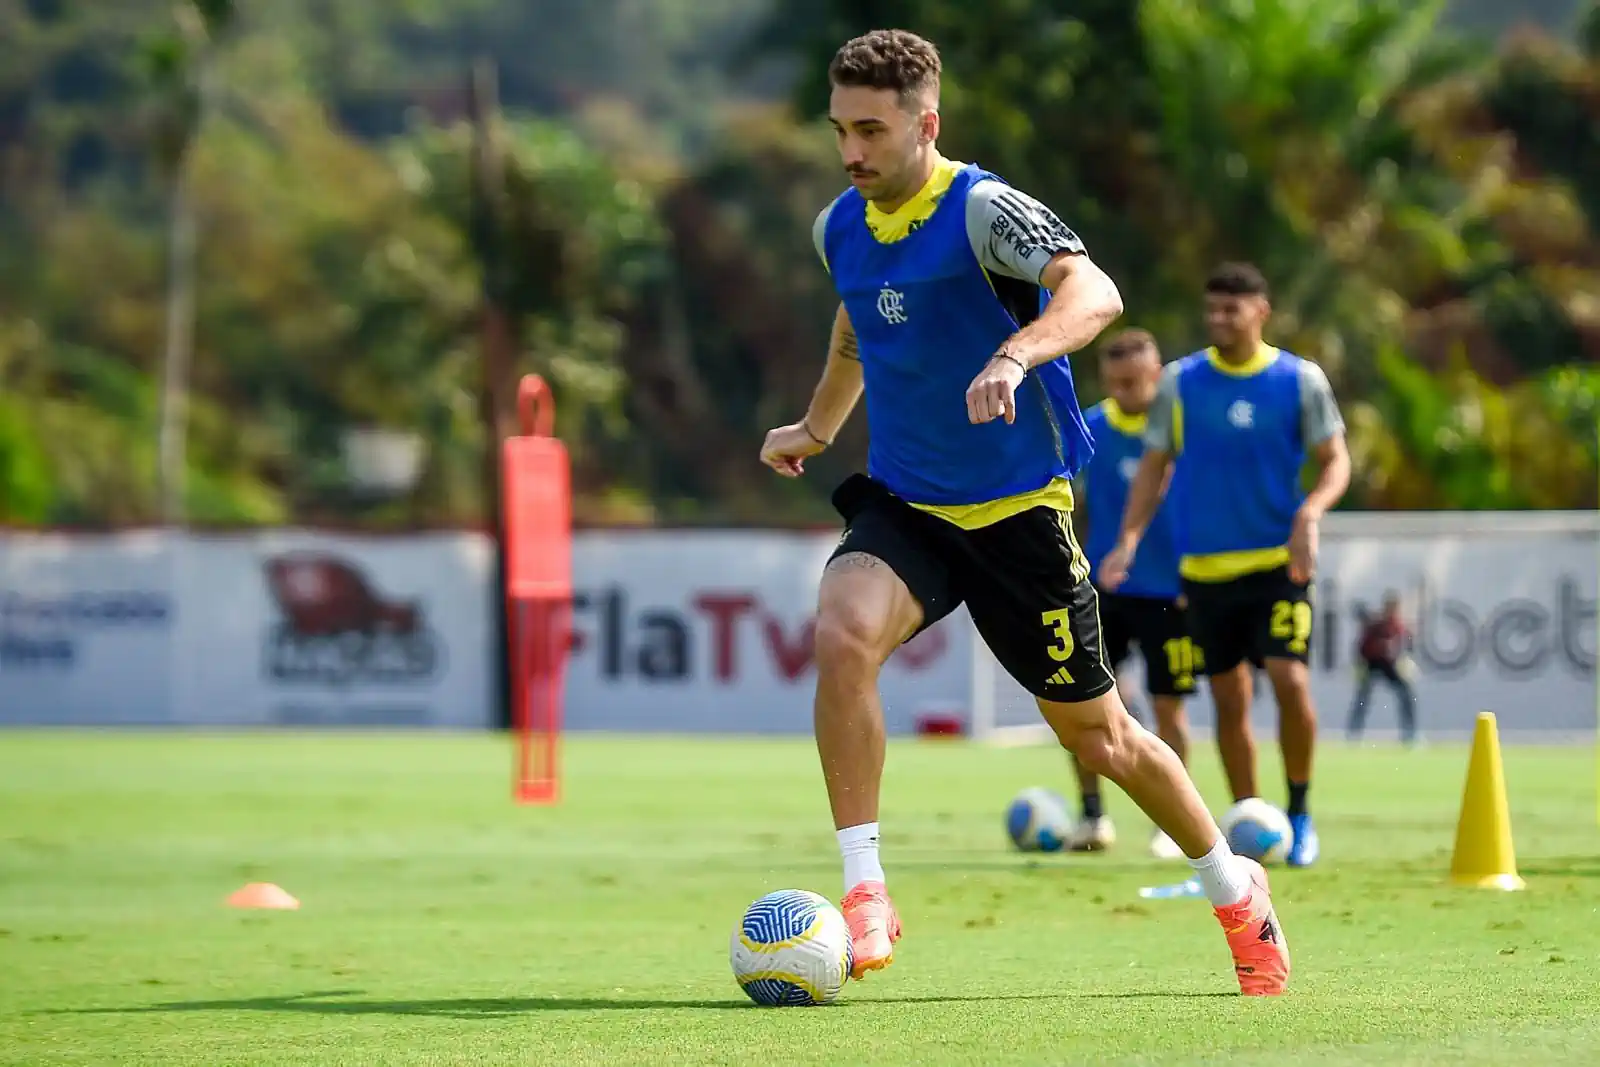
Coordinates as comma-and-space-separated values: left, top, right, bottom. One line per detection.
2, 731, 1598, 1066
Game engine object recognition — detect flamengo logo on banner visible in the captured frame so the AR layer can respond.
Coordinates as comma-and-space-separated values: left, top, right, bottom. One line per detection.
571, 586, 948, 683
261, 553, 442, 687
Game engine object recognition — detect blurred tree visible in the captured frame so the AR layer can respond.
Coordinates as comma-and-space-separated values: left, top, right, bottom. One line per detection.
756, 0, 1487, 394
0, 8, 483, 525
0, 398, 54, 523
0, 320, 57, 524
1348, 349, 1598, 509
755, 0, 1173, 383
221, 0, 777, 153
4, 0, 1598, 523
394, 115, 669, 521
144, 0, 235, 522
1135, 1, 1484, 382
183, 90, 480, 522
0, 0, 162, 193
757, 0, 1599, 513
621, 105, 846, 522
1398, 23, 1600, 384
1446, 0, 1585, 36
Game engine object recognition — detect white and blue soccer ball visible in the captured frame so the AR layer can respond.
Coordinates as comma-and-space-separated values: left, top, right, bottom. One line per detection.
1220, 797, 1292, 865
1005, 787, 1073, 852
729, 889, 852, 1006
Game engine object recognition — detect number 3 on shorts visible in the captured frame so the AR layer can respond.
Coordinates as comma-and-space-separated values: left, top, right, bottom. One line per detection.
1270, 600, 1313, 655
1041, 608, 1075, 665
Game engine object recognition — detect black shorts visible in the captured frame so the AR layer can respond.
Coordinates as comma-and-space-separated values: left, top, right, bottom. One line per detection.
1096, 592, 1197, 697
1182, 565, 1312, 675
829, 474, 1114, 703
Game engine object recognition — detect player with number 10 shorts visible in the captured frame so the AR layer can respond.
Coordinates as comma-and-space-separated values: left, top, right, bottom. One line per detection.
1101, 262, 1350, 870
1067, 328, 1197, 859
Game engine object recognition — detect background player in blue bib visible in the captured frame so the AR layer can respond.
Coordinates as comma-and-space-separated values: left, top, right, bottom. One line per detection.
1066, 329, 1196, 860
1103, 263, 1350, 869
759, 30, 1290, 995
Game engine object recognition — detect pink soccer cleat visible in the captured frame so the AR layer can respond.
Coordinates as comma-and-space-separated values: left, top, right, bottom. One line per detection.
1213, 857, 1291, 996
840, 880, 902, 980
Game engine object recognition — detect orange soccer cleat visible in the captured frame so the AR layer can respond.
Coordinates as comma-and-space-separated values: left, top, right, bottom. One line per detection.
1213, 857, 1291, 996
840, 880, 902, 980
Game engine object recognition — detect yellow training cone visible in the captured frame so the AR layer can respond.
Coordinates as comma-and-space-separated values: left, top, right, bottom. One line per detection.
1450, 712, 1525, 891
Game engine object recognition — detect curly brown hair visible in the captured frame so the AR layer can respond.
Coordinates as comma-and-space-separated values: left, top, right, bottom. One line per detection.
828, 29, 941, 107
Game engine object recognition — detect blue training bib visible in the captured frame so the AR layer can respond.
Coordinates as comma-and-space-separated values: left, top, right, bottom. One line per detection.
822, 165, 1093, 506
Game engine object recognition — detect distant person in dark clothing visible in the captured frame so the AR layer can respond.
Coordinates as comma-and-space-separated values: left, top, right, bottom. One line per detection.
1346, 592, 1418, 744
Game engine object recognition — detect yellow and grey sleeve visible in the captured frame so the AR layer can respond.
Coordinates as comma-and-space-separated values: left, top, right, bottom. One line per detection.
1143, 364, 1183, 454
1297, 360, 1345, 447
964, 180, 1087, 284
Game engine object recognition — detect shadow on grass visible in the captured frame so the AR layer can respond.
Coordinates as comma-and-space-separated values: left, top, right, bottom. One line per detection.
891, 857, 1170, 876
1518, 857, 1600, 879
56, 988, 1235, 1018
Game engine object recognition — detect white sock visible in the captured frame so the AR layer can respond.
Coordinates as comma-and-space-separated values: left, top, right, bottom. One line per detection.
837, 822, 885, 893
1188, 836, 1253, 908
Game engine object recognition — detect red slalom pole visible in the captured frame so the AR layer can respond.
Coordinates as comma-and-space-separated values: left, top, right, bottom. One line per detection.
502, 374, 571, 804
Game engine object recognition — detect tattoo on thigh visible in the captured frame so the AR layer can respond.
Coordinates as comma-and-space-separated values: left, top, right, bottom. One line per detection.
826, 552, 883, 573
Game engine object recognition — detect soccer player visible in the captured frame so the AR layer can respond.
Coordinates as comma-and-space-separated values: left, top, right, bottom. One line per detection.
1101, 262, 1350, 868
759, 30, 1289, 995
1067, 329, 1195, 859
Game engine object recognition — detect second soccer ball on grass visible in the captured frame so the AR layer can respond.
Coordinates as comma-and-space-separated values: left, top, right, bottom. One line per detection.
1219, 797, 1293, 865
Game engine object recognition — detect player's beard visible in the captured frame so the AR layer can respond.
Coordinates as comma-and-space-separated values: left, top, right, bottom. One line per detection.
860, 131, 927, 205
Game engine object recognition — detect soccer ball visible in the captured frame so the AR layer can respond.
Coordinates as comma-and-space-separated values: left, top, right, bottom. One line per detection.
729, 889, 852, 1006
1220, 797, 1292, 864
1005, 787, 1073, 852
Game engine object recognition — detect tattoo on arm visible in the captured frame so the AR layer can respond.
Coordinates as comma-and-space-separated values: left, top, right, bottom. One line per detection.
837, 326, 860, 362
